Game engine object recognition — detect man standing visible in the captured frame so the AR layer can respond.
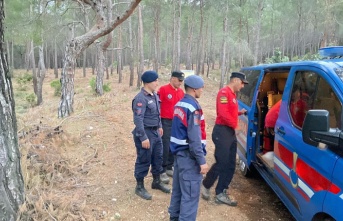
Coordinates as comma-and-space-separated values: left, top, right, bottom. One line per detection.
168, 75, 209, 221
132, 70, 171, 200
158, 71, 185, 184
201, 72, 248, 206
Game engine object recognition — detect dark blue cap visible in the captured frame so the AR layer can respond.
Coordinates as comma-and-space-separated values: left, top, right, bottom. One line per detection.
141, 70, 158, 83
184, 75, 204, 89
230, 72, 249, 84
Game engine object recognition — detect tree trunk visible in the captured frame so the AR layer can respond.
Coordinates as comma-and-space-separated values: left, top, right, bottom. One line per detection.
36, 45, 46, 105
196, 0, 204, 75
173, 0, 181, 70
82, 49, 87, 77
137, 4, 144, 88
0, 0, 25, 219
128, 16, 135, 87
95, 42, 104, 96
31, 40, 38, 95
185, 15, 194, 70
54, 39, 58, 78
253, 0, 264, 66
117, 26, 123, 83
153, 2, 161, 72
220, 5, 228, 89
58, 0, 142, 117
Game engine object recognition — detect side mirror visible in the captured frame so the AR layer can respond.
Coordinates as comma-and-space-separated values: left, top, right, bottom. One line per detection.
302, 110, 342, 148
302, 110, 330, 146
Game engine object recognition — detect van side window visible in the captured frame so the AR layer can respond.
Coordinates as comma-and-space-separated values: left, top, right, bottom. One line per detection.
289, 71, 343, 129
238, 70, 260, 106
289, 71, 315, 128
313, 79, 342, 129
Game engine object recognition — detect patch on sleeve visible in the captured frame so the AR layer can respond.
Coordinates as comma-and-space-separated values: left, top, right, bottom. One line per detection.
137, 102, 143, 107
194, 111, 200, 125
135, 108, 142, 115
220, 96, 228, 103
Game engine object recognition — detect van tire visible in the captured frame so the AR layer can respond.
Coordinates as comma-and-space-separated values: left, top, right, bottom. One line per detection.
239, 159, 253, 177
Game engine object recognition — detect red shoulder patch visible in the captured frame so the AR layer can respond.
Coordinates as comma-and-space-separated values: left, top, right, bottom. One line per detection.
137, 102, 143, 107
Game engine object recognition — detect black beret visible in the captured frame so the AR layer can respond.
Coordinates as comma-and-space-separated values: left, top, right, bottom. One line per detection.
141, 70, 158, 83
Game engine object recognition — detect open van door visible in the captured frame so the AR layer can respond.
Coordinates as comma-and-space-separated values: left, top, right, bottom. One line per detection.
237, 68, 265, 176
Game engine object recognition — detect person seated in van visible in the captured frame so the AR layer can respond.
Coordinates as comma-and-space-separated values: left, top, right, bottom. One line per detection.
263, 100, 281, 153
290, 86, 308, 127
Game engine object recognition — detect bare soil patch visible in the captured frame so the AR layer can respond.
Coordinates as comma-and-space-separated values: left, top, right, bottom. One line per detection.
15, 68, 295, 221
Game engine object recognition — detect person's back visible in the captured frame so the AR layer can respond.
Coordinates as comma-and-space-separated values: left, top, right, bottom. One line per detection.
263, 100, 281, 153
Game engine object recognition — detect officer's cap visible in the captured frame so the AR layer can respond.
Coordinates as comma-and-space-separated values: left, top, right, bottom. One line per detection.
141, 70, 158, 83
230, 72, 249, 84
171, 71, 185, 81
184, 75, 204, 89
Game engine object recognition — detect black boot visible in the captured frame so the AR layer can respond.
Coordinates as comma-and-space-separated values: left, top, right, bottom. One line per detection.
170, 217, 179, 221
135, 180, 152, 200
152, 175, 171, 193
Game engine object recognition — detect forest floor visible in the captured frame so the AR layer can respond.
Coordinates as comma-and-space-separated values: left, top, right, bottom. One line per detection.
14, 67, 295, 221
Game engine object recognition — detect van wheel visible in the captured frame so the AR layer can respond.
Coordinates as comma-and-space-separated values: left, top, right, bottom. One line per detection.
239, 159, 252, 177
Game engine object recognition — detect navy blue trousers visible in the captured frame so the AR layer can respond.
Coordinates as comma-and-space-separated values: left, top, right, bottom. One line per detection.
202, 124, 237, 195
168, 150, 203, 221
161, 118, 174, 172
133, 128, 163, 181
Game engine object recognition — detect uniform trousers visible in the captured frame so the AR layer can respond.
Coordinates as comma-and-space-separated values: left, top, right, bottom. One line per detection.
161, 118, 174, 172
133, 128, 163, 181
202, 124, 237, 195
168, 150, 203, 221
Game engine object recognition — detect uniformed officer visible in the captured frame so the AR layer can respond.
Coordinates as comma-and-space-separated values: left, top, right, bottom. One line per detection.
168, 75, 209, 221
157, 71, 185, 184
132, 70, 171, 200
201, 71, 248, 206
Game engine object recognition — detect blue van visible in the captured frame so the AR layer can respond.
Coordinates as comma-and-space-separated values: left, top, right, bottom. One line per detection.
236, 47, 343, 221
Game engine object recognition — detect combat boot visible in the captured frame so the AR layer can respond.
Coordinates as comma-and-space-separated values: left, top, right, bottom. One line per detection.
170, 217, 179, 221
152, 175, 171, 193
215, 189, 237, 206
135, 180, 152, 200
160, 172, 170, 184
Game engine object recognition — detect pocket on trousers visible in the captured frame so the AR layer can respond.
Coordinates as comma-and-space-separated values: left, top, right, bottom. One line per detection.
139, 148, 150, 163
183, 173, 202, 198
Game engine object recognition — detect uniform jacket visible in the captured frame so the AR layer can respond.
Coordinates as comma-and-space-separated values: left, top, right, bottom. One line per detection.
170, 94, 206, 166
132, 88, 162, 142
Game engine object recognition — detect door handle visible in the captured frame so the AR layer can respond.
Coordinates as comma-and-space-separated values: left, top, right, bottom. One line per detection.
276, 126, 285, 135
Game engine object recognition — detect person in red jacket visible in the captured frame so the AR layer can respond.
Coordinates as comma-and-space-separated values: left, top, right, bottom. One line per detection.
263, 100, 281, 153
201, 72, 248, 206
157, 71, 185, 184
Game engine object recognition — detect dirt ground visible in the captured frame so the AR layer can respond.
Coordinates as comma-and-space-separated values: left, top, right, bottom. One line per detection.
16, 68, 295, 221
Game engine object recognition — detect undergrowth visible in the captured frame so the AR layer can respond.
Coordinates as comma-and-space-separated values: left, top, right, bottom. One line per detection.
17, 121, 89, 221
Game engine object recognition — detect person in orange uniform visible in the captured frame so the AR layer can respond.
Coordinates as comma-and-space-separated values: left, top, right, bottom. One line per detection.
263, 100, 281, 153
157, 71, 185, 184
201, 72, 248, 206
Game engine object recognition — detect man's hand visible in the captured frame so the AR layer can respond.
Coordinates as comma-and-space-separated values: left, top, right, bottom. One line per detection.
240, 108, 247, 115
158, 128, 163, 136
200, 163, 209, 174
142, 139, 150, 149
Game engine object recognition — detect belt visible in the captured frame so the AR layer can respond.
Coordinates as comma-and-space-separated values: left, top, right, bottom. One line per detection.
145, 126, 159, 130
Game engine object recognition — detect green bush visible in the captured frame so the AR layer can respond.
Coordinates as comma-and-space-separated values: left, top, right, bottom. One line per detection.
16, 73, 33, 91
50, 80, 61, 96
25, 93, 36, 107
89, 77, 111, 93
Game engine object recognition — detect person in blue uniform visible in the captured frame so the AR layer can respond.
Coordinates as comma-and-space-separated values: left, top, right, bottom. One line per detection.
168, 75, 209, 221
132, 70, 171, 200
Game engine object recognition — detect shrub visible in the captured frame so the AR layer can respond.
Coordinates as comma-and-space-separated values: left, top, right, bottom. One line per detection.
25, 93, 36, 107
89, 77, 111, 93
16, 73, 33, 91
50, 80, 61, 96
